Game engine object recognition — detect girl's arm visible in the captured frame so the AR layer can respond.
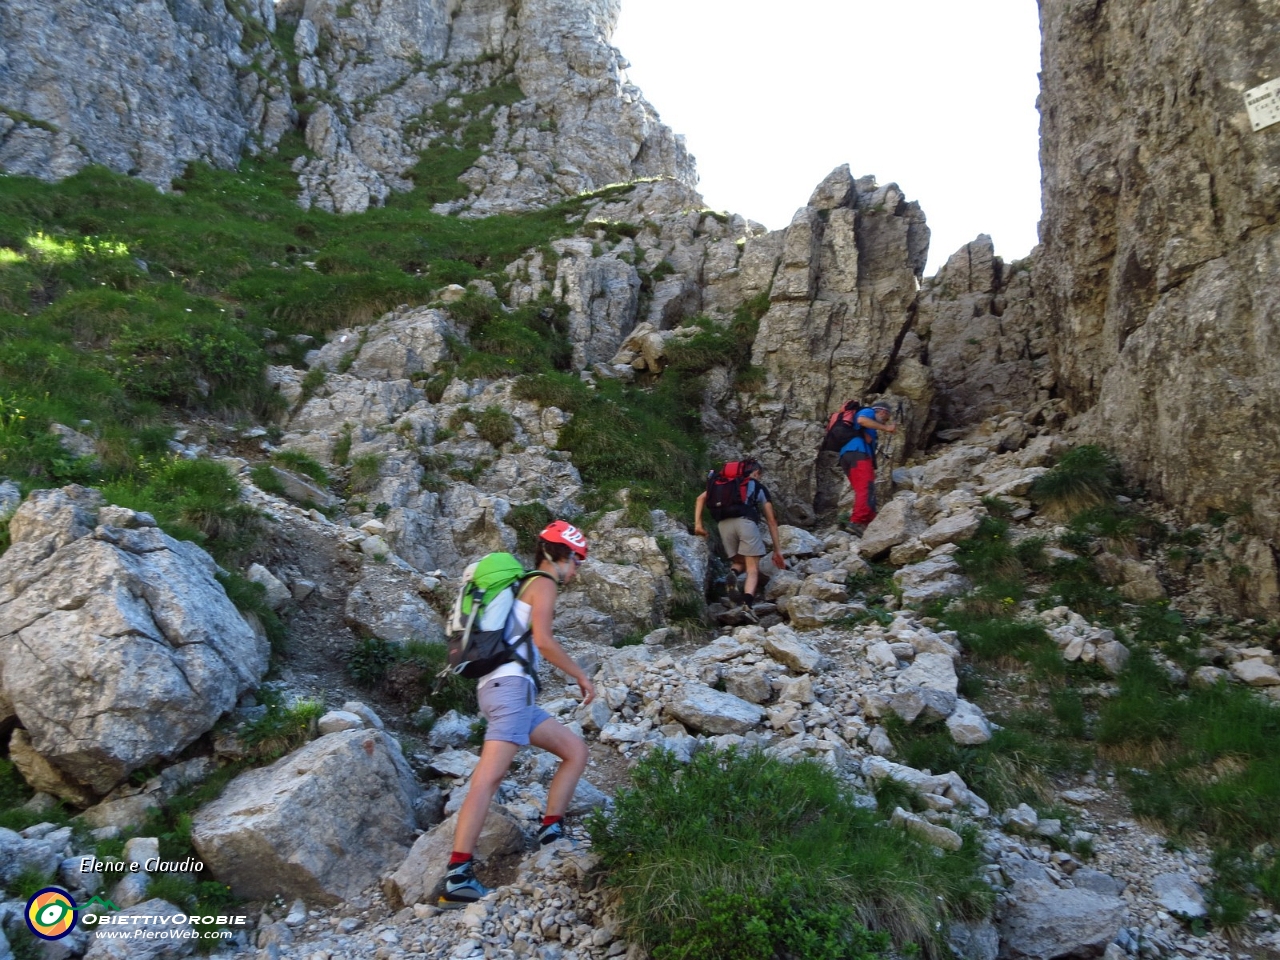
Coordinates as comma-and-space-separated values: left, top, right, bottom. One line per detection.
525, 576, 596, 704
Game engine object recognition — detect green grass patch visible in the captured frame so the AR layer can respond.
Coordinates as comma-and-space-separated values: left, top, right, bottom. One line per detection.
474, 405, 516, 446
886, 715, 1091, 812
513, 369, 706, 516
345, 637, 477, 717
270, 449, 329, 485
347, 452, 384, 494
100, 457, 262, 566
953, 516, 1023, 583
846, 563, 895, 600
504, 501, 554, 555
664, 293, 770, 381
938, 608, 1064, 677
216, 569, 286, 656
1097, 648, 1280, 866
1029, 445, 1123, 519
589, 747, 990, 958
237, 689, 323, 761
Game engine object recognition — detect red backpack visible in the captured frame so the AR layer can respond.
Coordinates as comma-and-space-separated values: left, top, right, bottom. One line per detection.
820, 401, 864, 452
706, 460, 759, 521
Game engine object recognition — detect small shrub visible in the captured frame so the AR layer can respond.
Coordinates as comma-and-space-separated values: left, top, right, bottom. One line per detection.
271, 449, 329, 485
249, 462, 287, 496
980, 495, 1014, 518
347, 452, 384, 494
475, 405, 516, 446
298, 365, 326, 404
101, 457, 262, 566
505, 501, 554, 554
1030, 445, 1123, 519
239, 690, 323, 760
846, 563, 895, 599
1013, 536, 1048, 572
401, 641, 479, 717
953, 516, 1023, 583
217, 570, 286, 656
10, 865, 55, 900
332, 424, 354, 466
347, 635, 398, 687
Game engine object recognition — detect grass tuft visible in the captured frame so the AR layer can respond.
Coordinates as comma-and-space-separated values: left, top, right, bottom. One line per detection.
589, 747, 990, 958
1029, 445, 1123, 519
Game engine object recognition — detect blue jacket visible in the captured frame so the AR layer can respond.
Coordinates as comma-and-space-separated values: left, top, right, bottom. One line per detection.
838, 408, 881, 457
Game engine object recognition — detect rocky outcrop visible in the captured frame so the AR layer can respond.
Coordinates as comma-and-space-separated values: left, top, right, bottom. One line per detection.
0, 0, 290, 188
739, 166, 933, 523
290, 0, 697, 214
191, 727, 421, 904
1038, 0, 1280, 554
0, 487, 268, 799
917, 236, 1050, 428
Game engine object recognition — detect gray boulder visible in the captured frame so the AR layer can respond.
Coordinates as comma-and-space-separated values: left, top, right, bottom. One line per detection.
665, 684, 765, 736
385, 805, 525, 908
344, 566, 446, 644
0, 826, 63, 887
894, 555, 972, 606
0, 487, 268, 798
858, 496, 928, 559
1151, 872, 1207, 919
996, 878, 1125, 959
762, 629, 824, 673
191, 729, 420, 904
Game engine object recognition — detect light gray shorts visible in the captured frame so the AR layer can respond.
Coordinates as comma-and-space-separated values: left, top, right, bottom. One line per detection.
478, 676, 551, 745
719, 516, 765, 559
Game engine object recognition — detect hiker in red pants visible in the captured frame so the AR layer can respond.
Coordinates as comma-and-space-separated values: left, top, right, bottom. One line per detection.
837, 401, 896, 535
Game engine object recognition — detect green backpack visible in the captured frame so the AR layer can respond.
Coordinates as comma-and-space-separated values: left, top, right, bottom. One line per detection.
443, 552, 552, 687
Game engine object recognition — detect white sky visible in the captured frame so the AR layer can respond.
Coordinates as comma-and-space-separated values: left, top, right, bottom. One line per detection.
612, 0, 1043, 277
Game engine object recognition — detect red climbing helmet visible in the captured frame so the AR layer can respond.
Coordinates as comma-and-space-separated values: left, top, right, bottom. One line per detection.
538, 520, 589, 560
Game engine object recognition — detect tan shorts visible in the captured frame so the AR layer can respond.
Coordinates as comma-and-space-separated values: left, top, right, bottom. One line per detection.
719, 516, 765, 559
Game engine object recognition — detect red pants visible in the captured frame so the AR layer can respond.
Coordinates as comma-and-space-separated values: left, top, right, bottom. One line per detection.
841, 454, 877, 524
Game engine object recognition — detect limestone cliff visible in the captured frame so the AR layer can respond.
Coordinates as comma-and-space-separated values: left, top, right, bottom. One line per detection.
915, 236, 1050, 430
0, 0, 695, 217
0, 0, 291, 188
289, 0, 697, 213
1038, 0, 1280, 549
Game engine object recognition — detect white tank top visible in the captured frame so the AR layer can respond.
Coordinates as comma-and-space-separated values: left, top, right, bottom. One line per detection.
477, 595, 538, 689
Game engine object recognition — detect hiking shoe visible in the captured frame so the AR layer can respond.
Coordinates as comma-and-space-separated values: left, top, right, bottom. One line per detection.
536, 820, 564, 845
842, 522, 867, 536
438, 860, 491, 909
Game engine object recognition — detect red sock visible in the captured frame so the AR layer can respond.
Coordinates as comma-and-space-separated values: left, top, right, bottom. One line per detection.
541, 815, 563, 827
449, 851, 473, 866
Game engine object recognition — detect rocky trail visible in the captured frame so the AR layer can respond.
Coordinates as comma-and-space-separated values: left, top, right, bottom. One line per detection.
144, 410, 1280, 958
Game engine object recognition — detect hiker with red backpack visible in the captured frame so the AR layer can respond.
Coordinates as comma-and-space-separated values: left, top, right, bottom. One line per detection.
438, 521, 596, 908
693, 458, 786, 620
821, 400, 897, 535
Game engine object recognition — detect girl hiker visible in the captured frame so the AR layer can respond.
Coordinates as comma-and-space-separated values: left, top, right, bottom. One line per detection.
439, 521, 597, 908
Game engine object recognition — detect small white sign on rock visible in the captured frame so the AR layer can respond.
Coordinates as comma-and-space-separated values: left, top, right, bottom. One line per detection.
1245, 77, 1280, 132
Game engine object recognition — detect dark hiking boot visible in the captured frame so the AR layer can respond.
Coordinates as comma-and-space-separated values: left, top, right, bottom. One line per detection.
842, 522, 867, 536
536, 820, 565, 846
438, 860, 491, 909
